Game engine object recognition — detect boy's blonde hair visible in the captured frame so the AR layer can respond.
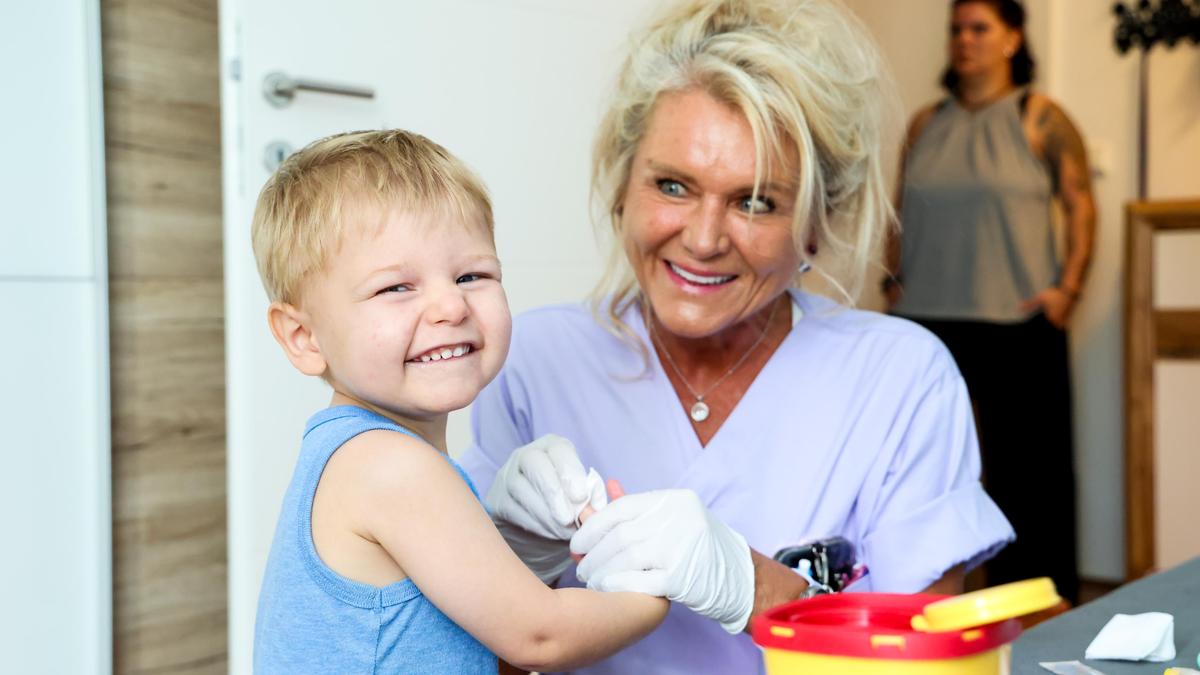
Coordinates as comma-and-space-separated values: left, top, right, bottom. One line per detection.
591, 0, 899, 326
252, 129, 493, 305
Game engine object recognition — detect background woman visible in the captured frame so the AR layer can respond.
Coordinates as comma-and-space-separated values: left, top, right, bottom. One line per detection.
886, 0, 1096, 605
462, 1, 1015, 672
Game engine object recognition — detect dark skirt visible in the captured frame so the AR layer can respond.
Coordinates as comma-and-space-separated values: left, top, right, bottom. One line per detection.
910, 313, 1080, 604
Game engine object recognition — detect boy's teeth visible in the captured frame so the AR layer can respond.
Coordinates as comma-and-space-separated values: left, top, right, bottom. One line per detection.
670, 262, 734, 285
414, 344, 471, 363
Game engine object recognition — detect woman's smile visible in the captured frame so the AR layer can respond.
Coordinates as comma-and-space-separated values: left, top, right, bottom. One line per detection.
664, 260, 738, 294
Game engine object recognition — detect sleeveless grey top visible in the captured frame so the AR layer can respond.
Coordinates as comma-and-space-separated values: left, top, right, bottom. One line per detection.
894, 89, 1058, 323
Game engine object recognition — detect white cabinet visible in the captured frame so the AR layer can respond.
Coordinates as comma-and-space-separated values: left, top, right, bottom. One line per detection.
0, 1, 111, 672
0, 282, 110, 674
0, 3, 98, 277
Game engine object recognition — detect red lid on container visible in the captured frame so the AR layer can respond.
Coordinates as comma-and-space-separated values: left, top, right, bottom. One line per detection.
751, 593, 1022, 661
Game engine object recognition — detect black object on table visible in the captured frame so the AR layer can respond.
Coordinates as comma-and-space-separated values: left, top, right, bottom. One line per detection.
1012, 556, 1200, 674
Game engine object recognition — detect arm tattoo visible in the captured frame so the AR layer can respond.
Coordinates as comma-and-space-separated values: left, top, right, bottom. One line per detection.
1036, 101, 1096, 293
1037, 104, 1092, 197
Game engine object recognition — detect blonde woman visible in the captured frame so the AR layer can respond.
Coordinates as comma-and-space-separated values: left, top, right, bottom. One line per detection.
461, 1, 1014, 672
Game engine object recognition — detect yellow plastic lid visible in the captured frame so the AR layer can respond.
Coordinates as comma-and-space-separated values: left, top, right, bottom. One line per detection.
911, 578, 1061, 633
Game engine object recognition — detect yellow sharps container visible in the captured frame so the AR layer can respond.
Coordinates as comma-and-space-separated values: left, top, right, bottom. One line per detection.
751, 578, 1061, 675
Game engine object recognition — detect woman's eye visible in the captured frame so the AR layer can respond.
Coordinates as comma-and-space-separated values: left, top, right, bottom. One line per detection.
657, 179, 686, 198
739, 195, 775, 214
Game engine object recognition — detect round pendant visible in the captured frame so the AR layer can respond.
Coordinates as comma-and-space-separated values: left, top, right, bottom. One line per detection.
690, 400, 710, 422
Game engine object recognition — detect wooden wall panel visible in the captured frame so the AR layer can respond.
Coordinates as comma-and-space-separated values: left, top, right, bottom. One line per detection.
1125, 203, 1157, 580
1124, 199, 1200, 580
102, 1, 227, 672
1155, 310, 1200, 359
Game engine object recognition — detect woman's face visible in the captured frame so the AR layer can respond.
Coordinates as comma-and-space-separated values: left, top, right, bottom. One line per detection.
949, 2, 1021, 81
619, 88, 800, 340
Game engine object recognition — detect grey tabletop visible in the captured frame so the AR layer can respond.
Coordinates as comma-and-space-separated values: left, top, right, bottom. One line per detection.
1012, 556, 1200, 674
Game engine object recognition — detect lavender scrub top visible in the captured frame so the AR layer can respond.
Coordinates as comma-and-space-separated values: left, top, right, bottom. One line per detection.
458, 289, 1014, 675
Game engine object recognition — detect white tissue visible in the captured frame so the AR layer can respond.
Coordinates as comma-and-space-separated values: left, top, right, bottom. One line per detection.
1039, 661, 1108, 675
1084, 612, 1176, 662
573, 468, 608, 523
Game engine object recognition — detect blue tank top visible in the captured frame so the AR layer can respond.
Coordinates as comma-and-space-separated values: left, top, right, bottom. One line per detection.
253, 405, 497, 674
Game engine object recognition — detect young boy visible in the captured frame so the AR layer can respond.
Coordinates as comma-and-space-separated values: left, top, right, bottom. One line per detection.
250, 129, 667, 674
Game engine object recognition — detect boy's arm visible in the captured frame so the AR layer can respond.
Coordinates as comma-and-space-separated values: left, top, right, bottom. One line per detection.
498, 660, 530, 675
344, 431, 667, 672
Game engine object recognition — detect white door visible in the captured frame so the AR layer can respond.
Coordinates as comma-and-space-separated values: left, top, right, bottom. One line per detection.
219, 1, 659, 670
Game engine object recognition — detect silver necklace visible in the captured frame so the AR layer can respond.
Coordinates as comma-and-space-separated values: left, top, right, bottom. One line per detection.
649, 300, 779, 423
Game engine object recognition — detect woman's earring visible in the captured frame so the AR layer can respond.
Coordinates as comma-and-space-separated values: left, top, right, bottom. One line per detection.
799, 238, 818, 274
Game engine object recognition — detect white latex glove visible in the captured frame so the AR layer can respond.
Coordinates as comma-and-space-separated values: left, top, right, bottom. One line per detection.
486, 434, 606, 583
570, 489, 755, 634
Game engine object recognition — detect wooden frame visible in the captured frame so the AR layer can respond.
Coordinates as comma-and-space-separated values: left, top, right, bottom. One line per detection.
1124, 199, 1200, 580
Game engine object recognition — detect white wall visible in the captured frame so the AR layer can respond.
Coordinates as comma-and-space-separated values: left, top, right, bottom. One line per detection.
1146, 47, 1200, 200
1042, 0, 1137, 583
845, 0, 1200, 582
0, 1, 112, 673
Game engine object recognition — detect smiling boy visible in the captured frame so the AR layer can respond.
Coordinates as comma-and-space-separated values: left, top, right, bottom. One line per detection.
250, 130, 665, 674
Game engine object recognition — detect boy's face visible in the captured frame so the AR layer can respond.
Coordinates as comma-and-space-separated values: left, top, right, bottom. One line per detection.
300, 205, 511, 420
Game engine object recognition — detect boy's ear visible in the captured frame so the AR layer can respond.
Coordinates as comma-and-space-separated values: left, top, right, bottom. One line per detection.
267, 301, 328, 377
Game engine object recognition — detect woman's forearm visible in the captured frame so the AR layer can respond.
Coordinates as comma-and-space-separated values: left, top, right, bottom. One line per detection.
745, 548, 809, 631
745, 551, 968, 634
1059, 199, 1095, 295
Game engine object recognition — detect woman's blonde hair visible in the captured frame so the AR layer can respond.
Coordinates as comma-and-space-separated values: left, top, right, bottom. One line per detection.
251, 129, 493, 305
590, 0, 898, 333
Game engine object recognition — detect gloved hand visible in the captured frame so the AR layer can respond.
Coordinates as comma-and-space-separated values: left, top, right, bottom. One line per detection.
486, 434, 606, 583
570, 489, 755, 634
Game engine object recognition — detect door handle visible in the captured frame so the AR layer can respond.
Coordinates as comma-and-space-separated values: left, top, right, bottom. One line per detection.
262, 71, 375, 108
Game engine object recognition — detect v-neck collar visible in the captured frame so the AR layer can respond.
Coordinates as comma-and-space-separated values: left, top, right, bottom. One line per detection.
631, 289, 806, 452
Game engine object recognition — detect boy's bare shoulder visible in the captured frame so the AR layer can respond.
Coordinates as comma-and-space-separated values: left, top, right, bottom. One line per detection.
324, 429, 490, 565
328, 429, 472, 506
